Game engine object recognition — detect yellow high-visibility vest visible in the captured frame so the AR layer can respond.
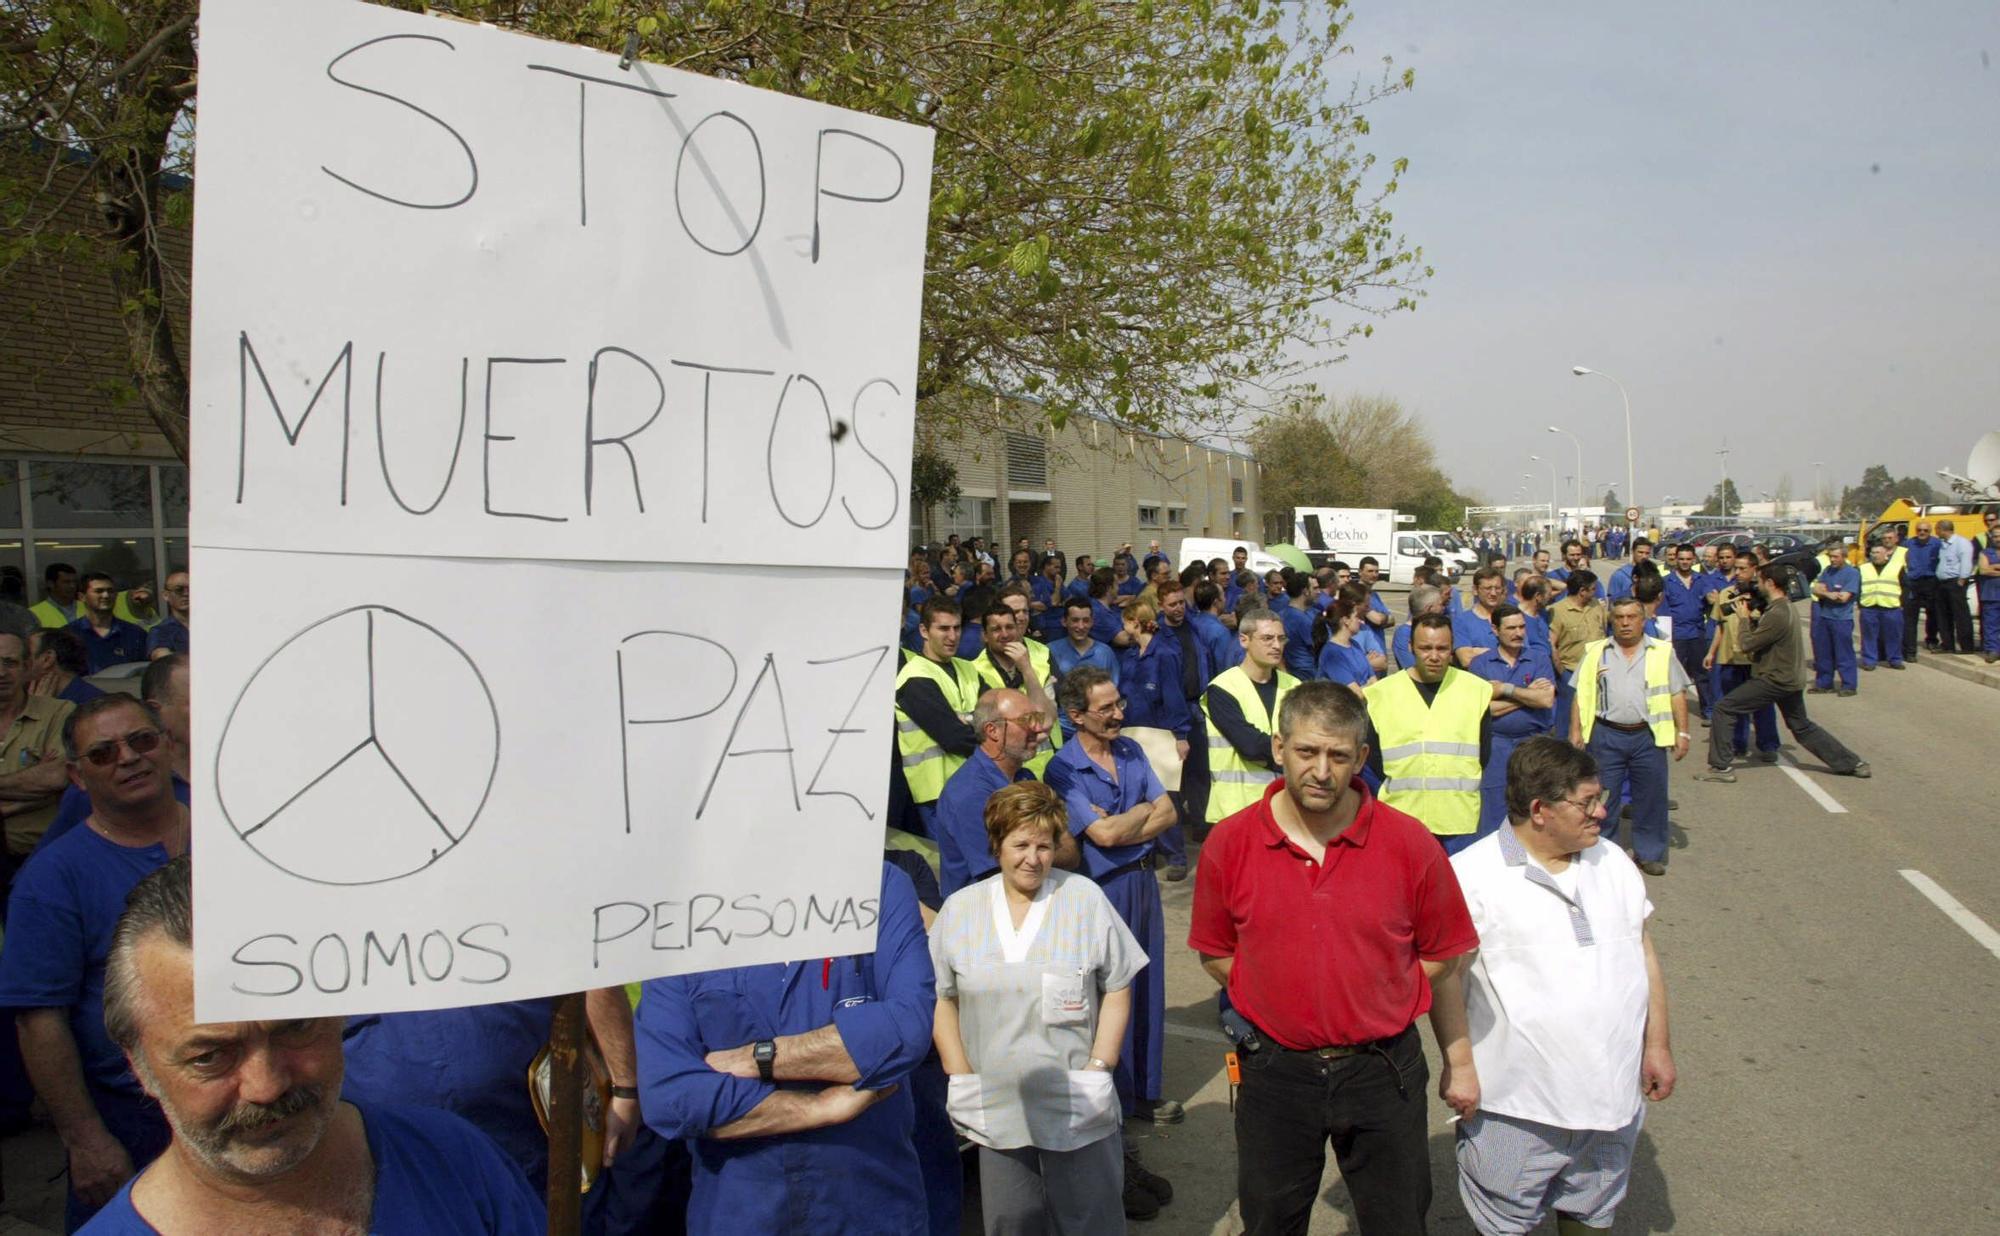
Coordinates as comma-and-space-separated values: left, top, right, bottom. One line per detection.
1201, 665, 1298, 824
1573, 638, 1676, 748
893, 654, 982, 803
1363, 668, 1485, 836
973, 642, 1063, 777
1858, 559, 1904, 608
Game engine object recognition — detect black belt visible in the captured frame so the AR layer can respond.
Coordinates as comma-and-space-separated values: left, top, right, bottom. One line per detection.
1597, 719, 1650, 733
1104, 852, 1158, 877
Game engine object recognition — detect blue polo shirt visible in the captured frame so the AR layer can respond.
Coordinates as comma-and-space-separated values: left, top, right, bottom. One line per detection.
146, 616, 188, 657
1029, 577, 1059, 638
1189, 611, 1242, 675
342, 1000, 560, 1190
1316, 640, 1373, 687
1393, 622, 1415, 670
0, 826, 172, 1100
1115, 575, 1142, 601
30, 777, 192, 863
1816, 565, 1861, 620
1452, 606, 1501, 654
1659, 571, 1708, 636
1279, 605, 1317, 680
1049, 736, 1166, 879
637, 864, 933, 1236
934, 750, 1035, 897
1089, 599, 1123, 647
1903, 537, 1940, 579
57, 676, 104, 706
67, 618, 148, 673
1120, 636, 1192, 738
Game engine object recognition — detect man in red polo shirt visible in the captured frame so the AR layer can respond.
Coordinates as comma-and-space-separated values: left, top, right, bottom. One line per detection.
1190, 680, 1477, 1236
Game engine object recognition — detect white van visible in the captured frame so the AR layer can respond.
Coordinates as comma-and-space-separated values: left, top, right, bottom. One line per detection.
1414, 530, 1480, 575
1291, 507, 1434, 585
1176, 536, 1288, 577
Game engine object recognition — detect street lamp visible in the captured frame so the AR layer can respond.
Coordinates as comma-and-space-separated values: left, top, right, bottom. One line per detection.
1571, 366, 1634, 519
1546, 425, 1584, 513
1810, 460, 1825, 515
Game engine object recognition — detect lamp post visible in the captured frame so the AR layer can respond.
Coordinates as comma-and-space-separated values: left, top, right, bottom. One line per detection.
1571, 367, 1634, 519
1546, 424, 1584, 514
1716, 447, 1732, 516
1811, 459, 1825, 517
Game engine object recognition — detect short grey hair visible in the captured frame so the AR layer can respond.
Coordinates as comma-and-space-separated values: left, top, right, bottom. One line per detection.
1277, 679, 1369, 744
969, 690, 1007, 740
103, 855, 193, 1053
1408, 585, 1440, 617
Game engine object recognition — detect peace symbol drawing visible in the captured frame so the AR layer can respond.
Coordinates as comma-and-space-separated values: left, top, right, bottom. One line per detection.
216, 606, 501, 886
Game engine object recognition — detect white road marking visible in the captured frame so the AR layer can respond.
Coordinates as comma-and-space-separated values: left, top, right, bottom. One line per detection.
1899, 871, 2000, 961
1163, 1022, 1230, 1045
1776, 751, 1848, 814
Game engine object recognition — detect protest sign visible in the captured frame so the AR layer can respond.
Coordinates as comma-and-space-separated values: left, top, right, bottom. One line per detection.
189, 0, 933, 1019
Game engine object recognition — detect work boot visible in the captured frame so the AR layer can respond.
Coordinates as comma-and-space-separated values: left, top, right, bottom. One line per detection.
1754, 750, 1779, 764
1161, 864, 1188, 882
1122, 1174, 1161, 1221
1846, 763, 1872, 778
1807, 686, 1832, 694
1636, 859, 1667, 877
1133, 1097, 1185, 1124
1694, 767, 1737, 783
1124, 1151, 1175, 1204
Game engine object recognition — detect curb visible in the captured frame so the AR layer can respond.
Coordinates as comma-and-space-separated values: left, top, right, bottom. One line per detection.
1909, 654, 2000, 692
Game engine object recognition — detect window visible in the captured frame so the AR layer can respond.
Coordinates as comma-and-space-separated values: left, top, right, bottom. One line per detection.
1167, 505, 1189, 529
1137, 505, 1162, 529
1231, 477, 1245, 504
0, 457, 188, 606
923, 496, 995, 546
1397, 535, 1426, 558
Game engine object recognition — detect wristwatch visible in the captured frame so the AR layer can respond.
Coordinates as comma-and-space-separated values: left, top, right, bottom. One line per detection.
1086, 1057, 1113, 1072
753, 1039, 777, 1083
609, 1084, 638, 1100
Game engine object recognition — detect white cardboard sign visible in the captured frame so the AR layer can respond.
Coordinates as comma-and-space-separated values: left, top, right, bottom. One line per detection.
188, 0, 932, 1020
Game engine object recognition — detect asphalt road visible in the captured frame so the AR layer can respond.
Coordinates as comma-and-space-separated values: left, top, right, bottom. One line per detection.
1127, 654, 2000, 1235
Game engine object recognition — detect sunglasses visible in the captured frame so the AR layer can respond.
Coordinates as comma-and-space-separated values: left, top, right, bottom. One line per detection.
78, 728, 164, 768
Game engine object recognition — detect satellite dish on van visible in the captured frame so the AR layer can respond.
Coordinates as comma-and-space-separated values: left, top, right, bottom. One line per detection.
1967, 431, 2000, 493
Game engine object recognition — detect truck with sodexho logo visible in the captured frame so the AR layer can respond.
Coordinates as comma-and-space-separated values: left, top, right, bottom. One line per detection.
1291, 507, 1472, 585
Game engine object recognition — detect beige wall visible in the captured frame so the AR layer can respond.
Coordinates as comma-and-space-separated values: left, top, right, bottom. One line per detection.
916, 398, 1262, 563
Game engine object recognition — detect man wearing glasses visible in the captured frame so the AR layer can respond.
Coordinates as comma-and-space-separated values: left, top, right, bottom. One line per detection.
0, 694, 184, 1227
1435, 738, 1676, 1236
1051, 667, 1181, 1145
934, 689, 1070, 898
148, 570, 189, 660
1901, 521, 1942, 656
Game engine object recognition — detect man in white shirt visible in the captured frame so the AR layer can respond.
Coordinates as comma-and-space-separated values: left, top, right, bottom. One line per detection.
1430, 737, 1676, 1236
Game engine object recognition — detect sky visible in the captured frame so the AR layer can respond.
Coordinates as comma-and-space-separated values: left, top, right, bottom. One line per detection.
1292, 0, 2000, 512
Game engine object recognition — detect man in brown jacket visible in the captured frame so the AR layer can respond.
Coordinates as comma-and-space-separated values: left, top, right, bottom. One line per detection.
1698, 564, 1869, 782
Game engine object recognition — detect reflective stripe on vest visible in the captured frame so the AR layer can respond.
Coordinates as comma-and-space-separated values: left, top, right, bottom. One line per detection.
893, 654, 982, 802
1362, 669, 1485, 836
1200, 665, 1298, 824
1859, 560, 1903, 607
1573, 638, 1677, 748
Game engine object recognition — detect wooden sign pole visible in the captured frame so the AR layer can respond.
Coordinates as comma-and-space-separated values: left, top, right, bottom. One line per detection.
545, 992, 587, 1236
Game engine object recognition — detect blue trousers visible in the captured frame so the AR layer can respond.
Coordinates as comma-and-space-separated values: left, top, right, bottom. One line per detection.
1984, 588, 2000, 654
907, 1056, 963, 1236
1476, 729, 1541, 843
1098, 865, 1166, 1114
1716, 665, 1778, 753
1811, 615, 1856, 690
1588, 725, 1670, 865
1859, 608, 1904, 667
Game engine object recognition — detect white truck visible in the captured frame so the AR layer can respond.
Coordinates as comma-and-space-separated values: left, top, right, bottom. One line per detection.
1291, 507, 1464, 585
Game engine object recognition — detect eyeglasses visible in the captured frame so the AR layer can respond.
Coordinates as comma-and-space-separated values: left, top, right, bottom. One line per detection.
78, 728, 164, 768
1555, 789, 1612, 816
1087, 697, 1129, 716
1001, 711, 1054, 731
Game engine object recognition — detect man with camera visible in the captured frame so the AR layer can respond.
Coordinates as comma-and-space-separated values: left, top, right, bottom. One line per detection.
1697, 565, 1869, 783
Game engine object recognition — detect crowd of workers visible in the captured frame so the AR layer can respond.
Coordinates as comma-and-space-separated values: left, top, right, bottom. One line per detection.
0, 511, 1988, 1236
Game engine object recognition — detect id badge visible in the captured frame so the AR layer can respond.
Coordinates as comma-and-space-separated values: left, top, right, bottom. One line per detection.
1041, 970, 1088, 1026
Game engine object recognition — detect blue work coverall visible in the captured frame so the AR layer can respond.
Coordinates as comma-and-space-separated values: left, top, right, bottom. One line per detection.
637, 864, 939, 1236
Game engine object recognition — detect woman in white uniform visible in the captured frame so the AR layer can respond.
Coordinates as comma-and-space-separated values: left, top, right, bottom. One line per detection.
932, 781, 1146, 1235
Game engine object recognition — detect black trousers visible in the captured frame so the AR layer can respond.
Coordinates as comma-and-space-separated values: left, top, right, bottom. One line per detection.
1673, 637, 1712, 718
1909, 576, 1944, 651
1235, 1025, 1432, 1236
1938, 579, 1975, 652
1901, 578, 1931, 658
1708, 676, 1861, 774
